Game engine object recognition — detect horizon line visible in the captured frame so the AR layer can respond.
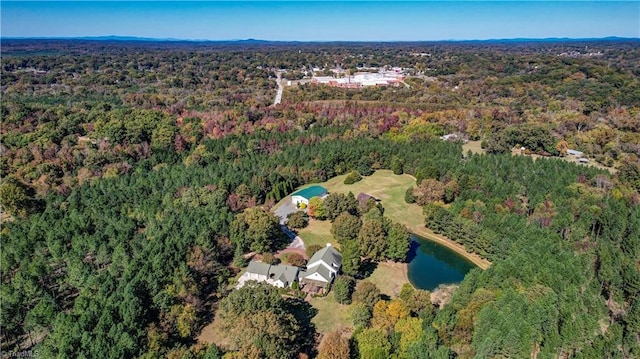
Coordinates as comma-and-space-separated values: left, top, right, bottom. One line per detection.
3, 35, 640, 43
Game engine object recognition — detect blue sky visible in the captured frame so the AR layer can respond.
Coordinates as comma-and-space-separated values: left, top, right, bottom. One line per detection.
2, 1, 639, 41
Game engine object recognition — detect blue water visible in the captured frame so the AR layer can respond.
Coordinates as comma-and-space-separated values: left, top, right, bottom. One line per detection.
407, 234, 476, 291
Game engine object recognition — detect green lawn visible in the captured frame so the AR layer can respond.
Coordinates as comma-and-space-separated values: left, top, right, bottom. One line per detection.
308, 292, 352, 334
276, 170, 423, 246
462, 140, 486, 155
319, 170, 423, 229
297, 219, 338, 249
366, 262, 410, 298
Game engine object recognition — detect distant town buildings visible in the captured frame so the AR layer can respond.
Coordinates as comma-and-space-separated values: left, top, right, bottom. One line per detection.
311, 69, 405, 88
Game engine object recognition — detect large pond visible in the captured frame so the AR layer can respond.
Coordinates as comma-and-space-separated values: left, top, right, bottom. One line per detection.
407, 234, 476, 291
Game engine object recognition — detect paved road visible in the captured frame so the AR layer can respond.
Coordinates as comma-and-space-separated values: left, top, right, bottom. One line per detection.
273, 71, 283, 105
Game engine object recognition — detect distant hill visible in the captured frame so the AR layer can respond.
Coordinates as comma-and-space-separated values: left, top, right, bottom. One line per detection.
1, 36, 638, 44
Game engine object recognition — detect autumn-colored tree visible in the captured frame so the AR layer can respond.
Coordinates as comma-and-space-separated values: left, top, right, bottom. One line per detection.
218, 284, 303, 358
283, 253, 305, 267
305, 244, 323, 259
372, 299, 410, 330
307, 196, 326, 219
530, 199, 557, 228
413, 178, 445, 206
317, 330, 350, 359
262, 253, 279, 265
0, 177, 38, 217
176, 303, 197, 338
343, 170, 362, 184
353, 281, 381, 309
227, 183, 256, 212
555, 140, 569, 156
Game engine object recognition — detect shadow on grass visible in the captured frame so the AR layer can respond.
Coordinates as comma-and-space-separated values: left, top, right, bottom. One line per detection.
359, 260, 378, 278
288, 298, 319, 357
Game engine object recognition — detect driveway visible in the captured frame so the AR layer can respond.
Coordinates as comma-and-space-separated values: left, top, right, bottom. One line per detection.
273, 199, 307, 251
274, 200, 299, 225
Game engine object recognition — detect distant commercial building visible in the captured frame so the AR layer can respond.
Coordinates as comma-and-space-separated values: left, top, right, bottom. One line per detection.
311, 72, 405, 88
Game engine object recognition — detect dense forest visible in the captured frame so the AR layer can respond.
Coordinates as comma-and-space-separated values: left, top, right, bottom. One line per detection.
1, 39, 639, 358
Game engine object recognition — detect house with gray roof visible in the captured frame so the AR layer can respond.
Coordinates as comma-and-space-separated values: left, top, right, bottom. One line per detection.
300, 244, 342, 288
237, 261, 300, 289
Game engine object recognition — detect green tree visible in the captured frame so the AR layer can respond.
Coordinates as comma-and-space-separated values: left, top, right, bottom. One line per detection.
230, 207, 284, 253
405, 187, 416, 204
331, 212, 362, 245
355, 327, 391, 359
385, 222, 410, 262
391, 156, 404, 175
0, 177, 37, 217
322, 192, 359, 221
350, 303, 372, 328
359, 219, 387, 261
341, 239, 362, 276
287, 211, 308, 229
333, 276, 355, 305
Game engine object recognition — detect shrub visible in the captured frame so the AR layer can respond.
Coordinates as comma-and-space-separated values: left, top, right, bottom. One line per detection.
333, 276, 355, 305
404, 187, 415, 204
343, 171, 362, 185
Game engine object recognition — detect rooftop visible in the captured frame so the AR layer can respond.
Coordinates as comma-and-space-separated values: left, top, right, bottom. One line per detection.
292, 185, 328, 200
308, 244, 342, 268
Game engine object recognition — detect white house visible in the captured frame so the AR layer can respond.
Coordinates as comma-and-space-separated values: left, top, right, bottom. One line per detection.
291, 185, 328, 206
237, 261, 300, 289
300, 244, 342, 288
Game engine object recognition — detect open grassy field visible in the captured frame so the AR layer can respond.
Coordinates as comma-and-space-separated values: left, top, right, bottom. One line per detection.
462, 140, 486, 155
308, 292, 352, 334
275, 169, 491, 269
297, 219, 338, 249
318, 170, 424, 229
367, 262, 410, 298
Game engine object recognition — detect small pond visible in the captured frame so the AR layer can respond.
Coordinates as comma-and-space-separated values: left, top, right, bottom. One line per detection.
407, 234, 476, 291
